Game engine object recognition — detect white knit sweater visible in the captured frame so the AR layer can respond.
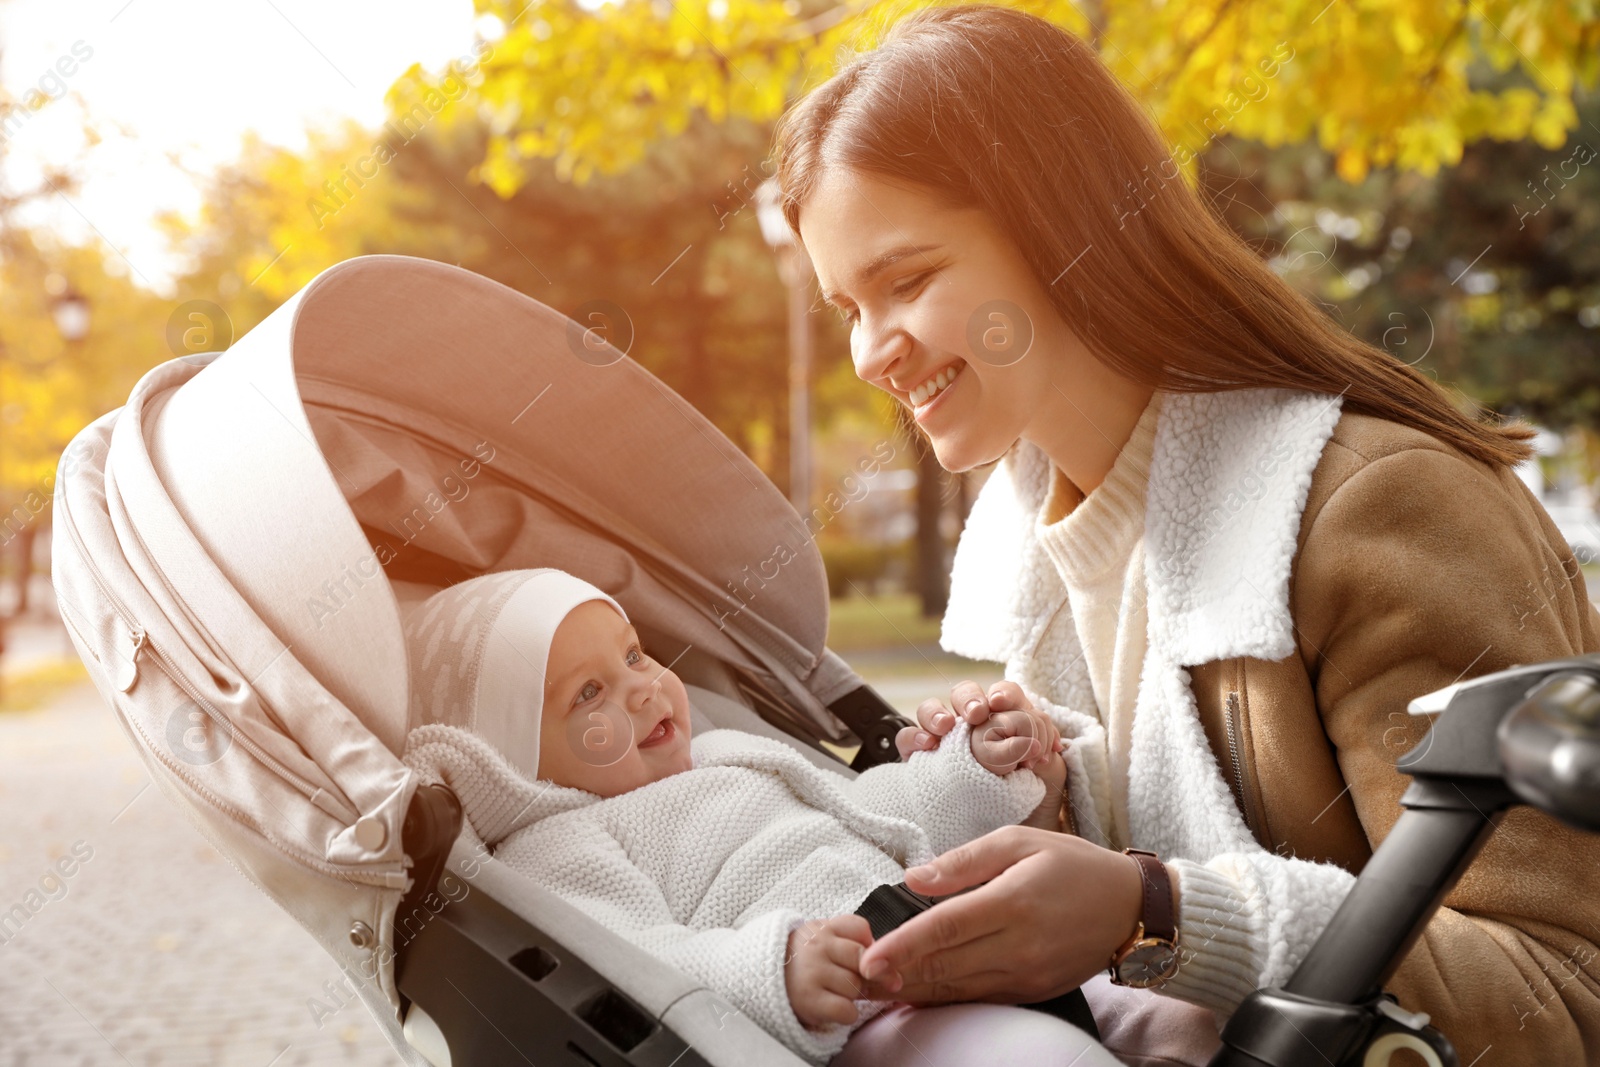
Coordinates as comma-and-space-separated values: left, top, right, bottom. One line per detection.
1037, 388, 1164, 850
402, 719, 1043, 1064
941, 386, 1359, 1019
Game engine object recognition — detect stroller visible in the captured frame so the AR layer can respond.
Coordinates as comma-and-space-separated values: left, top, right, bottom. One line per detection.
50, 254, 1600, 1067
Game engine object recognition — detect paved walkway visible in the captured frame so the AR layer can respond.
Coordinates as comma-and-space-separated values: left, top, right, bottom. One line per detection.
0, 681, 406, 1067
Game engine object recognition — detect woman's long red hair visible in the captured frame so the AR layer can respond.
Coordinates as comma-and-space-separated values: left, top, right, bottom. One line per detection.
773, 3, 1535, 468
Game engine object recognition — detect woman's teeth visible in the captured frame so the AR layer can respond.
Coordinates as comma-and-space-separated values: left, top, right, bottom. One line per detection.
910, 365, 961, 407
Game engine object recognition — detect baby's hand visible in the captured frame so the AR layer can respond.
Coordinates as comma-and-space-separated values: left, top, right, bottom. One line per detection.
969, 708, 1062, 776
784, 915, 874, 1030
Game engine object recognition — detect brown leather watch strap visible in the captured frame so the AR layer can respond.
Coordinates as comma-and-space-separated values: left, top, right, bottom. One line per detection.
1123, 848, 1176, 942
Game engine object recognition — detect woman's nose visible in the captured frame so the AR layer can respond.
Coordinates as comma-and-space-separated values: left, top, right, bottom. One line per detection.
851, 311, 912, 387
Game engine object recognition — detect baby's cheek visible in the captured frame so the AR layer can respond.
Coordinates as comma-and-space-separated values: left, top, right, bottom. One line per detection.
663, 673, 693, 734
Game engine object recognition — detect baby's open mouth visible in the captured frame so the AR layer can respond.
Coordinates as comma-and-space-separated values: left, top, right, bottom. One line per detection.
638, 717, 675, 748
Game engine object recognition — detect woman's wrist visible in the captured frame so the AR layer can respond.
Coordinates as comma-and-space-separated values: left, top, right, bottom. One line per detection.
1157, 859, 1265, 1012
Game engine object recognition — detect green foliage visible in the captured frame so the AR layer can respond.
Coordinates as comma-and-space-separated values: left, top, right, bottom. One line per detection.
824, 587, 944, 651
1202, 80, 1600, 436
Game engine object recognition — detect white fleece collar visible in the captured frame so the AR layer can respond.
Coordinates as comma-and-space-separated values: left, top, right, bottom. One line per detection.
940, 386, 1344, 859
941, 387, 1344, 670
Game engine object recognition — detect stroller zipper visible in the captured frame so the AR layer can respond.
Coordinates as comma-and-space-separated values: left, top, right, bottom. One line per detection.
61, 493, 334, 805
58, 486, 385, 881
117, 625, 146, 692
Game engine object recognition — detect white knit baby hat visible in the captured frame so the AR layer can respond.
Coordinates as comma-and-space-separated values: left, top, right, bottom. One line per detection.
401, 568, 626, 778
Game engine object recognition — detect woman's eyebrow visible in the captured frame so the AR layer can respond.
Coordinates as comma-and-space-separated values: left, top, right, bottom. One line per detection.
821, 243, 942, 307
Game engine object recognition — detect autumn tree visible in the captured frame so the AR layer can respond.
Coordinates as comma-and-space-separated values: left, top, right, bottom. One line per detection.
1, 36, 171, 613
393, 0, 1598, 611
1195, 78, 1600, 482
157, 106, 871, 492
411, 0, 1600, 190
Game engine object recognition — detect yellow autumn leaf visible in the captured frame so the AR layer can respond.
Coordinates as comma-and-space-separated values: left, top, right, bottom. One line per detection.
378, 0, 1599, 194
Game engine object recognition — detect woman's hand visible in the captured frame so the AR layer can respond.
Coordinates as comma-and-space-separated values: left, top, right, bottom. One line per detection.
897, 680, 1059, 766
854, 827, 1146, 1005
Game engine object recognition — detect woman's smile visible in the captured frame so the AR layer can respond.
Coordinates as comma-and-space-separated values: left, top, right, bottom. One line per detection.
911, 361, 967, 423
904, 360, 965, 407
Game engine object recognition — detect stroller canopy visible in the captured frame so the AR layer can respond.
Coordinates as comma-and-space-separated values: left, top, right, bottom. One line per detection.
51, 254, 865, 1050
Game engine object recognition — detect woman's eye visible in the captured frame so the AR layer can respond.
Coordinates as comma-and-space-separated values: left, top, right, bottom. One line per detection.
893, 271, 932, 299
832, 271, 931, 327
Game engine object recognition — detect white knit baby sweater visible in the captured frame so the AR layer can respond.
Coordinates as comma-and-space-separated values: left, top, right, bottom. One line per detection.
402, 719, 1043, 1064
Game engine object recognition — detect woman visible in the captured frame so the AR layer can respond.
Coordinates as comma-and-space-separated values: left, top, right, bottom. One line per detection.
772, 5, 1600, 1065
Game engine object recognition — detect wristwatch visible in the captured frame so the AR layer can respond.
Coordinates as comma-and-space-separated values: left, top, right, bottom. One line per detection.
1107, 848, 1180, 988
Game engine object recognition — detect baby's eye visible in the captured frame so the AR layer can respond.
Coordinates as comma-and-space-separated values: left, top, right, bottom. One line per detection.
626, 646, 643, 666
576, 681, 601, 705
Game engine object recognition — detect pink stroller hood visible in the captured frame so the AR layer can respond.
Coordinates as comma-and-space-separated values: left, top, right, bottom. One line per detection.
49, 254, 863, 1057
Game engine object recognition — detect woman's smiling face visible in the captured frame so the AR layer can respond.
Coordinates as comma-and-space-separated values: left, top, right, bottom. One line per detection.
798, 168, 1091, 473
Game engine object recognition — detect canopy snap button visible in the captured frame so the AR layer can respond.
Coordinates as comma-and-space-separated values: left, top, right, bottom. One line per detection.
353, 815, 386, 851
349, 921, 375, 949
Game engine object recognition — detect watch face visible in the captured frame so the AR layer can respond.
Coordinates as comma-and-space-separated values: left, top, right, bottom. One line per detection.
1116, 941, 1178, 988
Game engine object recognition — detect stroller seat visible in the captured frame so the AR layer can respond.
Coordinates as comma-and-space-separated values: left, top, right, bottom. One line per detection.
398, 675, 866, 1067
50, 254, 909, 1067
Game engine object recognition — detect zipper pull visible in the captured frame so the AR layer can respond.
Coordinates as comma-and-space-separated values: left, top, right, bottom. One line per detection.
115, 624, 146, 693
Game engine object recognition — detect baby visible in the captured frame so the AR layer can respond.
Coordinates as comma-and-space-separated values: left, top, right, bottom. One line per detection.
401, 568, 1069, 1064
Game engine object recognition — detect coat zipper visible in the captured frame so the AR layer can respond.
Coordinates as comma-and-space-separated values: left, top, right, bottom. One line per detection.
58, 488, 390, 884
1222, 690, 1255, 836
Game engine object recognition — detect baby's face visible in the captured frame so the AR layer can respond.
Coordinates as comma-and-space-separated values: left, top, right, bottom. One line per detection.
536, 601, 693, 797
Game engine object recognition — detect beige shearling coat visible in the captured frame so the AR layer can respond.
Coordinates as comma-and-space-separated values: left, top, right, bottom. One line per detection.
1189, 407, 1600, 1066
942, 386, 1600, 1066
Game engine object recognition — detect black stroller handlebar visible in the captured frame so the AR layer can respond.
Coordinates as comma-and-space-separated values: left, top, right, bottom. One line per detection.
1208, 655, 1600, 1067
1497, 669, 1600, 833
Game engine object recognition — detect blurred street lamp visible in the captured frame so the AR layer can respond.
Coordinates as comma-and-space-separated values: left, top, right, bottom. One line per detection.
51, 283, 91, 343
755, 178, 813, 517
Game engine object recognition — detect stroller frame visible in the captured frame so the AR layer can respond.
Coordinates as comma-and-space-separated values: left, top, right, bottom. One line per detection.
51, 254, 918, 1067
